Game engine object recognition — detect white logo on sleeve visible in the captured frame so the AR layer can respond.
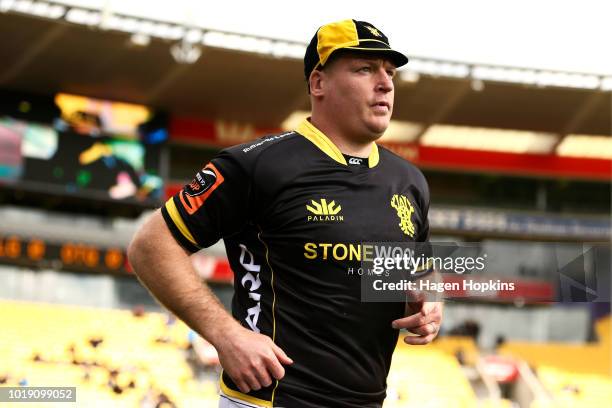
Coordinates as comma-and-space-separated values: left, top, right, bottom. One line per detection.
239, 244, 262, 333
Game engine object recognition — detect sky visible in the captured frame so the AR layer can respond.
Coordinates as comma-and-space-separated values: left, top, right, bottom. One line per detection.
51, 0, 612, 75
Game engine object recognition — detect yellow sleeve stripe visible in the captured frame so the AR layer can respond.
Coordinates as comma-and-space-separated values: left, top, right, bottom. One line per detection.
164, 197, 197, 246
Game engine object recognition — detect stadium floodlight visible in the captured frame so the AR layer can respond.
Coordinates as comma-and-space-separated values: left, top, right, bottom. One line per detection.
202, 31, 272, 54
557, 135, 612, 159
421, 125, 558, 154
164, 25, 185, 41
472, 66, 537, 85
379, 120, 424, 143
536, 72, 600, 89
117, 17, 139, 33
271, 41, 305, 59
1, 0, 30, 14
149, 22, 174, 39
31, 1, 65, 19
111, 16, 138, 33
65, 7, 100, 26
402, 59, 470, 79
99, 12, 184, 40
0, 0, 65, 19
170, 40, 201, 64
202, 30, 304, 59
184, 28, 203, 44
472, 66, 601, 90
0, 0, 11, 13
471, 79, 485, 92
129, 32, 150, 47
136, 20, 155, 36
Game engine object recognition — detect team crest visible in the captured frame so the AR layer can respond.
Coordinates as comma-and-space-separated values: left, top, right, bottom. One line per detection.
366, 26, 382, 37
390, 194, 416, 237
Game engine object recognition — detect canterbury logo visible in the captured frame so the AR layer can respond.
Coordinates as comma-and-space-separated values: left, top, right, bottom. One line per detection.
366, 26, 382, 37
307, 199, 342, 215
390, 194, 416, 237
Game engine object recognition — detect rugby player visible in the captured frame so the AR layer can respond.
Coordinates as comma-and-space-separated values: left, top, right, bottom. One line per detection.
128, 19, 443, 408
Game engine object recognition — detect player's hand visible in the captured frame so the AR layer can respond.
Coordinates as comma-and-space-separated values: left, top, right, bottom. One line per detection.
216, 323, 293, 393
391, 298, 443, 345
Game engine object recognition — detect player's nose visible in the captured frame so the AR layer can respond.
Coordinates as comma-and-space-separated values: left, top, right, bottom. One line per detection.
375, 67, 394, 93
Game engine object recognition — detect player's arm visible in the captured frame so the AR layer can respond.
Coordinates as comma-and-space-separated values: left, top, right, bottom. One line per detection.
128, 152, 293, 393
391, 270, 444, 345
128, 209, 237, 347
128, 210, 292, 393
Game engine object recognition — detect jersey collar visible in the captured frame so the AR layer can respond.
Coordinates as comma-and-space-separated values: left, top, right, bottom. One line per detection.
296, 118, 380, 168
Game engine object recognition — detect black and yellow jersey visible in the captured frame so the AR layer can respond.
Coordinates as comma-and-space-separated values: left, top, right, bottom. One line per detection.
161, 118, 430, 408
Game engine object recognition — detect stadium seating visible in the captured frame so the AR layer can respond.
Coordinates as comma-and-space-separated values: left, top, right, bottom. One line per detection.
384, 336, 479, 407
499, 342, 609, 376
2, 299, 609, 407
499, 316, 611, 408
532, 366, 612, 408
595, 316, 610, 344
0, 300, 490, 407
0, 300, 219, 407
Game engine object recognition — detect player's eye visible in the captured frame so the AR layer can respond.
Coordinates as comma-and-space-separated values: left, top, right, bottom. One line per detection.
359, 66, 372, 73
387, 69, 396, 78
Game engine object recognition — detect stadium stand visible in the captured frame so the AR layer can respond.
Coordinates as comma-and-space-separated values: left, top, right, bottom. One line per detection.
532, 366, 612, 408
499, 316, 611, 407
385, 337, 478, 407
0, 300, 219, 407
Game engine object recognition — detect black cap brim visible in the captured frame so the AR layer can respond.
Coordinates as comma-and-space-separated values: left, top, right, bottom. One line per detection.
342, 41, 409, 68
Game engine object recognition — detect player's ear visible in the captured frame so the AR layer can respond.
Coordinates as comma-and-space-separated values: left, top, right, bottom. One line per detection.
309, 70, 325, 97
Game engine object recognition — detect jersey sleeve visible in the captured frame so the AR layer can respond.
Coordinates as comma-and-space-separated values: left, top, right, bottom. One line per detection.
161, 150, 251, 252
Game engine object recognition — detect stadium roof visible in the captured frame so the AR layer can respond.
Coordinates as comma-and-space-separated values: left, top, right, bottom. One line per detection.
1, 10, 610, 139
16, 0, 612, 76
